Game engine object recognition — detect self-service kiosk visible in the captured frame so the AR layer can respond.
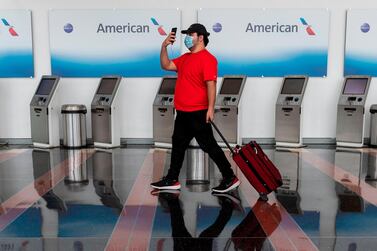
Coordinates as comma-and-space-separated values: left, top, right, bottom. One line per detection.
30, 76, 61, 148
336, 76, 371, 148
91, 76, 122, 148
153, 76, 177, 148
275, 76, 308, 148
213, 75, 247, 147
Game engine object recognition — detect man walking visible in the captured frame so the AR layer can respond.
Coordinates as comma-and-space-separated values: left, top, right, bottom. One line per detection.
151, 23, 240, 193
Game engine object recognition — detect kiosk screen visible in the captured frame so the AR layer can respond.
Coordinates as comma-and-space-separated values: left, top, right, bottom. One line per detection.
281, 78, 305, 95
219, 78, 244, 95
36, 78, 56, 95
97, 78, 118, 95
158, 78, 176, 94
343, 78, 368, 95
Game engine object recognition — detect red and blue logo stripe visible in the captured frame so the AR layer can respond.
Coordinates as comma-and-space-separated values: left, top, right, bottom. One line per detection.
1, 18, 19, 36
151, 17, 167, 36
300, 18, 316, 36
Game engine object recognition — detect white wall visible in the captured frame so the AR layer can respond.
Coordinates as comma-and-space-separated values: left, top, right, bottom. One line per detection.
1, 0, 377, 140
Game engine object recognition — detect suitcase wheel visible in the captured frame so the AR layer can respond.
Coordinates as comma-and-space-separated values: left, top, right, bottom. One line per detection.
258, 193, 268, 202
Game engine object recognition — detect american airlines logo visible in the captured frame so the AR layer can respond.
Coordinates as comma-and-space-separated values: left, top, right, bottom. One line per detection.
299, 18, 316, 35
1, 18, 19, 36
150, 17, 167, 35
245, 17, 316, 36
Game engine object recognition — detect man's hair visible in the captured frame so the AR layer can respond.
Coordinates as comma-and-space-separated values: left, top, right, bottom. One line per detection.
203, 35, 209, 46
198, 33, 209, 46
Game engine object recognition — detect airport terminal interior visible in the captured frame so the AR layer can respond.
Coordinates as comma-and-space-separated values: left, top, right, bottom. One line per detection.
1, 75, 377, 251
3, 0, 377, 250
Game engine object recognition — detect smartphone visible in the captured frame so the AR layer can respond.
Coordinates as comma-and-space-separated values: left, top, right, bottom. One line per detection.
170, 27, 177, 44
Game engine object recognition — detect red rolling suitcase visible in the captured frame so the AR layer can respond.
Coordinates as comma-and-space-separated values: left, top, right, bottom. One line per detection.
211, 121, 282, 200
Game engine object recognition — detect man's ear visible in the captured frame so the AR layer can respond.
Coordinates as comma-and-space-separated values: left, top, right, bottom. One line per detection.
199, 34, 204, 43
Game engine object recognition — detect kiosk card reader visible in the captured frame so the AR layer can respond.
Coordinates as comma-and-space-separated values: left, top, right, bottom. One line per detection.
91, 76, 122, 148
213, 75, 247, 146
30, 76, 61, 148
153, 76, 177, 148
336, 76, 371, 147
275, 76, 308, 147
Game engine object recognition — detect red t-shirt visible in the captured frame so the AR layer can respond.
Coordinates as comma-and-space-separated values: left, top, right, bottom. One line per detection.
172, 49, 217, 112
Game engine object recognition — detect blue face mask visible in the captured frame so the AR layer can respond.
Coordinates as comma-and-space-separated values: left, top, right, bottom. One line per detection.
184, 35, 194, 49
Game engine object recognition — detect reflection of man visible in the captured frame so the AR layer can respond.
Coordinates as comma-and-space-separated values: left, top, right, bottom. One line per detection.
232, 201, 281, 251
152, 190, 241, 250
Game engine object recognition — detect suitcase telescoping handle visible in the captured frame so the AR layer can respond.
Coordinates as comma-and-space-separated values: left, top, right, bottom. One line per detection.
209, 120, 235, 155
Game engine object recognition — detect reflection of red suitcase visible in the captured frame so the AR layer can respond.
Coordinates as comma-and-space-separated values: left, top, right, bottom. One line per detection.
231, 201, 282, 251
211, 121, 282, 199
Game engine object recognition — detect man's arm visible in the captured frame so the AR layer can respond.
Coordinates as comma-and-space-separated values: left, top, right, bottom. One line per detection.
160, 32, 177, 71
206, 80, 217, 123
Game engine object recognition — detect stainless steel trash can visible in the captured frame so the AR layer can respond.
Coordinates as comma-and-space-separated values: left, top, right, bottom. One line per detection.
61, 104, 87, 148
186, 148, 210, 184
370, 105, 377, 146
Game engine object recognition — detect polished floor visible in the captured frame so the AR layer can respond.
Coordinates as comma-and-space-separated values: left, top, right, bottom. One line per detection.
0, 145, 377, 250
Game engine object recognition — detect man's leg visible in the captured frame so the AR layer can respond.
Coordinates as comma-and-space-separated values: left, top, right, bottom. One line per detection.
166, 111, 193, 180
192, 110, 240, 192
151, 112, 193, 189
193, 111, 234, 179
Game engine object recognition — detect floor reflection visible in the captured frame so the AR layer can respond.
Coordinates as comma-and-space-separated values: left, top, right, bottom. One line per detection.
1, 146, 377, 250
0, 148, 130, 251
273, 149, 302, 215
93, 150, 122, 213
272, 147, 377, 250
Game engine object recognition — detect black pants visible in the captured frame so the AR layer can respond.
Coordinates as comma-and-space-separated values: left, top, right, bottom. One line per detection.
166, 109, 234, 180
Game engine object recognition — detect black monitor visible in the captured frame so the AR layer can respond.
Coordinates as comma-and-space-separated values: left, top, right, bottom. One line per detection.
219, 77, 244, 95
97, 78, 118, 95
281, 78, 306, 95
36, 78, 57, 95
158, 78, 176, 95
343, 78, 368, 95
